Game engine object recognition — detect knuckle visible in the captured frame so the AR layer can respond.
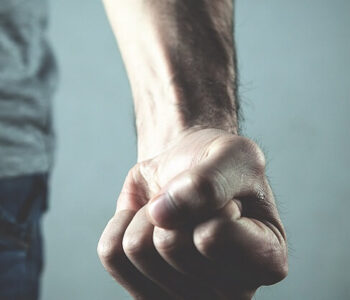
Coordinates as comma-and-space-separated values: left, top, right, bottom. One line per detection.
252, 148, 266, 174
121, 167, 139, 195
235, 137, 266, 174
264, 245, 289, 284
194, 219, 228, 258
97, 238, 123, 264
127, 163, 148, 184
168, 171, 224, 216
272, 259, 289, 283
127, 164, 142, 184
122, 164, 150, 207
153, 228, 178, 252
254, 238, 288, 285
188, 172, 221, 210
122, 232, 149, 257
126, 164, 139, 181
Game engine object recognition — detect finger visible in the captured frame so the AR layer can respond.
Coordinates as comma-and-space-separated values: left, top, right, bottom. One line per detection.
116, 164, 150, 212
147, 137, 266, 228
97, 210, 171, 299
152, 199, 239, 278
193, 206, 288, 287
153, 225, 215, 281
122, 206, 219, 300
153, 201, 254, 299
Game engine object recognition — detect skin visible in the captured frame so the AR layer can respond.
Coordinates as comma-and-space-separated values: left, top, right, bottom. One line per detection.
98, 1, 288, 299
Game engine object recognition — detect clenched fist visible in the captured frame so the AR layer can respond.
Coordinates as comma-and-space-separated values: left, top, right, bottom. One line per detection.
98, 128, 288, 300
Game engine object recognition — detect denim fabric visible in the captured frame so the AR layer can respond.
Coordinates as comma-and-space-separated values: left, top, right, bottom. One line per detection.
0, 174, 47, 300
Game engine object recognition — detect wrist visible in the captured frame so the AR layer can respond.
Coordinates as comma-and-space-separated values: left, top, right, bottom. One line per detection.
135, 111, 185, 162
136, 122, 236, 162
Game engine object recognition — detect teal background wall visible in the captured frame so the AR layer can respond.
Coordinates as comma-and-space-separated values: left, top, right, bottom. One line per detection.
42, 0, 350, 299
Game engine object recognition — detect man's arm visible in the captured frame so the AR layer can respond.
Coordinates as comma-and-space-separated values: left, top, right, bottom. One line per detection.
103, 0, 238, 161
98, 1, 288, 299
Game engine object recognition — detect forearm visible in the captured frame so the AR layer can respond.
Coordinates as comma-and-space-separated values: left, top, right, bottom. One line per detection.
103, 0, 238, 161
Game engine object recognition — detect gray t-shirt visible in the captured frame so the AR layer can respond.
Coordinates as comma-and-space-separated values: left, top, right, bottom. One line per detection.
0, 0, 57, 178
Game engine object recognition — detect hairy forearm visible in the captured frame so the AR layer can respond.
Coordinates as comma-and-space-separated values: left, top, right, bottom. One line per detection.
103, 0, 238, 161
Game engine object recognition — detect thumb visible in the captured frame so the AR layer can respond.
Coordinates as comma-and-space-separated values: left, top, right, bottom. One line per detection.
146, 138, 265, 229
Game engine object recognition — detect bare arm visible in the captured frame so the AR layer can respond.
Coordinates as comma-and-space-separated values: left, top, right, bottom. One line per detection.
103, 0, 238, 160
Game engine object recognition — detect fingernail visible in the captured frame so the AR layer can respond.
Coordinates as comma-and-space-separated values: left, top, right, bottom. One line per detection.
147, 193, 178, 228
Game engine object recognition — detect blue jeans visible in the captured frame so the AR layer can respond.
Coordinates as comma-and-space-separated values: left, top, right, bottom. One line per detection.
0, 174, 47, 300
